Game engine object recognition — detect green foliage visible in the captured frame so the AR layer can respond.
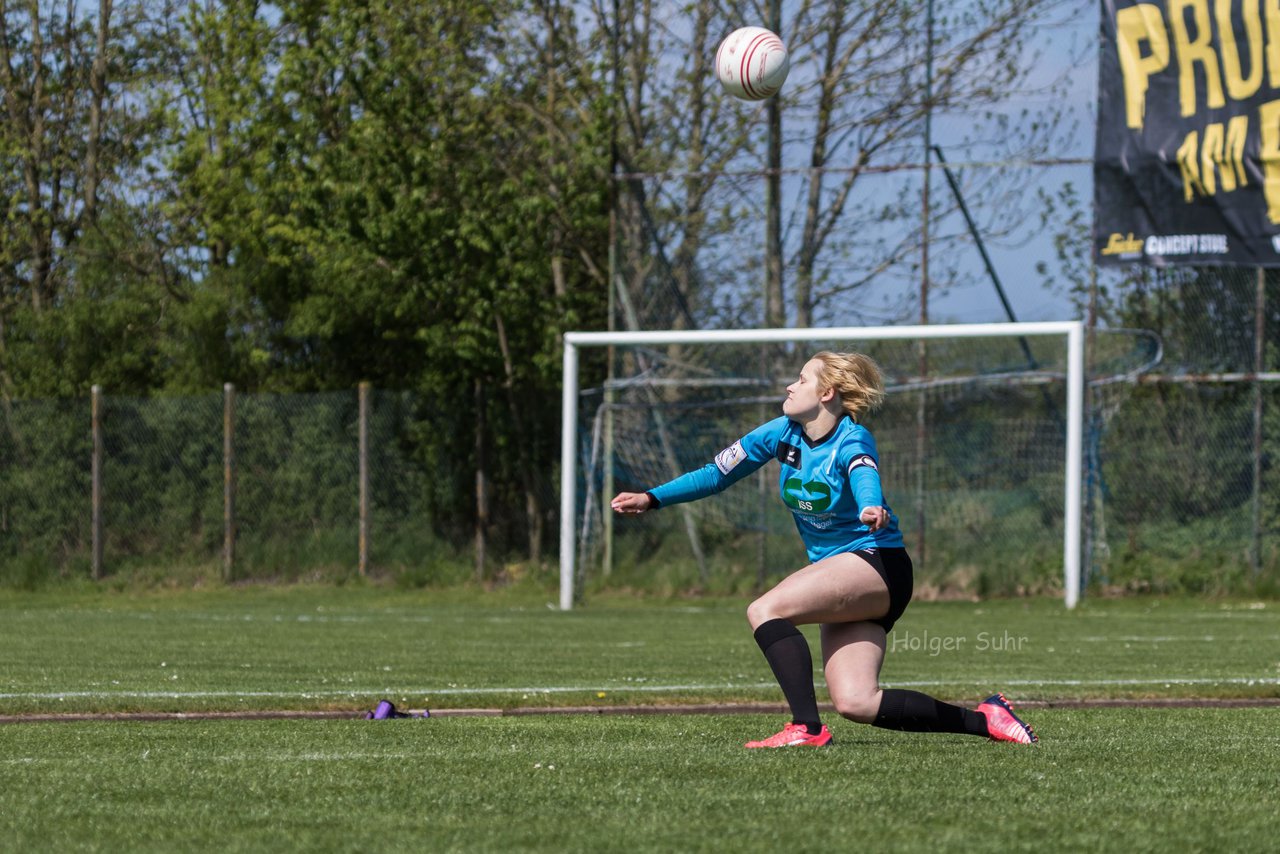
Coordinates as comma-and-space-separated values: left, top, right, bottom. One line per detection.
1103, 383, 1251, 529
3, 209, 175, 397
0, 398, 92, 578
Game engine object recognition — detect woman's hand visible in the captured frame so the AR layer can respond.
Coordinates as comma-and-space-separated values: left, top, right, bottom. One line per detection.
860, 506, 890, 532
610, 492, 653, 514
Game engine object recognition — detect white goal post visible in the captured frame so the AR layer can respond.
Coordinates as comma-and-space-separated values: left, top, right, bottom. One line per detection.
560, 322, 1086, 610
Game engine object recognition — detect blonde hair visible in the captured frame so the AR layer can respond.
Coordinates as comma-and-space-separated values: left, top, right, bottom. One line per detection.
812, 351, 885, 420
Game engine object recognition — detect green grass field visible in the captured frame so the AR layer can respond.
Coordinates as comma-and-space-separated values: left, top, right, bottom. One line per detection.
2, 587, 1278, 851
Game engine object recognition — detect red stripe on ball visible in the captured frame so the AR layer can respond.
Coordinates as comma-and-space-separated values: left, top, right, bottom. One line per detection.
739, 32, 773, 99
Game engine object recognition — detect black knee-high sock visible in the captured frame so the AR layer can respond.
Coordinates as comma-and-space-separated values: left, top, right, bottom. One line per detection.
753, 618, 821, 734
872, 688, 990, 736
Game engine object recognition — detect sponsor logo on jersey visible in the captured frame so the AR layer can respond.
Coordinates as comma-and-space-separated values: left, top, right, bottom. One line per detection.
776, 441, 801, 468
783, 477, 832, 513
849, 454, 878, 473
715, 440, 747, 475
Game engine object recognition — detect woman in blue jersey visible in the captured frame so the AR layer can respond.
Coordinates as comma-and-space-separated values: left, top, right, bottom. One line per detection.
611, 352, 1037, 748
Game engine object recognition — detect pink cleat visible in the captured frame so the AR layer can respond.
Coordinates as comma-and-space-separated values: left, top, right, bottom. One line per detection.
976, 693, 1038, 744
745, 722, 833, 749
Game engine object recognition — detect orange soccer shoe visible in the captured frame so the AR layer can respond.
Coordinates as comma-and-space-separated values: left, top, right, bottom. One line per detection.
744, 722, 833, 749
976, 693, 1038, 744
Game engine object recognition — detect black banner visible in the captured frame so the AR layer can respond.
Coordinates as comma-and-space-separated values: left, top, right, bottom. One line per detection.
1095, 0, 1280, 266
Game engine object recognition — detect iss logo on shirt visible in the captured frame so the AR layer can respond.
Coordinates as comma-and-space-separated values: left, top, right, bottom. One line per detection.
783, 478, 832, 513
715, 441, 747, 475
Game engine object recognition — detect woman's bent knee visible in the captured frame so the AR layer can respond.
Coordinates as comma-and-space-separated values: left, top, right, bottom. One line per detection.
745, 596, 777, 630
831, 689, 882, 724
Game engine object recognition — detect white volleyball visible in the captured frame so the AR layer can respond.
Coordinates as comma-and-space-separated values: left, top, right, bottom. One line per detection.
715, 27, 790, 101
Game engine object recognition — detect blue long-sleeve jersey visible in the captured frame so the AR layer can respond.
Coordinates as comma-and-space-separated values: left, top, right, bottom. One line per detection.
648, 415, 904, 562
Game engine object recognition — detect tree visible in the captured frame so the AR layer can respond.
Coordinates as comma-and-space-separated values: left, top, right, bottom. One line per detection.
149, 0, 610, 562
0, 0, 170, 402
599, 0, 1077, 332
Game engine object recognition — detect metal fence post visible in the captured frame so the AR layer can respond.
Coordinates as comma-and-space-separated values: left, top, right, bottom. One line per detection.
358, 381, 370, 577
1252, 268, 1266, 577
91, 385, 103, 580
224, 383, 236, 582
475, 378, 488, 582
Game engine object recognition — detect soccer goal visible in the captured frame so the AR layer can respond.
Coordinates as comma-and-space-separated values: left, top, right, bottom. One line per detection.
560, 322, 1085, 611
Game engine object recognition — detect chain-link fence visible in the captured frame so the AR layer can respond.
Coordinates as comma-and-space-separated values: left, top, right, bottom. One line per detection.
1086, 267, 1280, 595
1, 284, 1278, 598
0, 385, 559, 586
0, 397, 92, 585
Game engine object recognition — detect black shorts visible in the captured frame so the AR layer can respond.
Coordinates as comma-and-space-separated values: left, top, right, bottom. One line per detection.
853, 547, 913, 634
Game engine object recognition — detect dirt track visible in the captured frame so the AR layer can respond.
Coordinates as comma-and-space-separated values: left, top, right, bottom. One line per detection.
3, 696, 1279, 725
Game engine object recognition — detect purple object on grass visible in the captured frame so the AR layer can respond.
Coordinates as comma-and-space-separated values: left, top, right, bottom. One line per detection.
364, 699, 429, 719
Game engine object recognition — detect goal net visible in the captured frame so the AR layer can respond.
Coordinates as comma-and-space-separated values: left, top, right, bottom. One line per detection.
559, 323, 1088, 610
